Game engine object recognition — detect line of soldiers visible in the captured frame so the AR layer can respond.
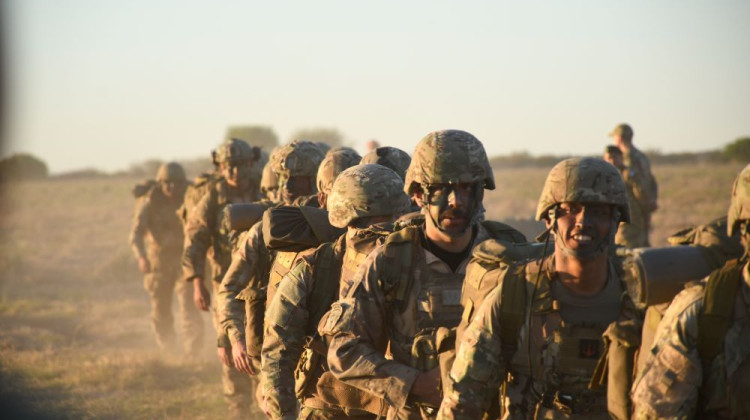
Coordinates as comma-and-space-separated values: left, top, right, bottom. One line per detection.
129, 126, 749, 420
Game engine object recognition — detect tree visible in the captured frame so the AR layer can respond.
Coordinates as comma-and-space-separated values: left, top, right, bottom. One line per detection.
225, 125, 279, 150
289, 127, 344, 148
0, 153, 49, 182
724, 137, 750, 162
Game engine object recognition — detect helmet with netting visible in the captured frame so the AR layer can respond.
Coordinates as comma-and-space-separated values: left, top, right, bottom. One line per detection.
727, 163, 750, 236
360, 146, 411, 181
273, 140, 326, 179
214, 138, 259, 164
317, 148, 362, 194
535, 157, 630, 223
156, 162, 186, 183
327, 164, 411, 228
404, 129, 494, 194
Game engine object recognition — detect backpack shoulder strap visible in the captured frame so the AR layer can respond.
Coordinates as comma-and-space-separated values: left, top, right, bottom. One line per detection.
380, 226, 419, 310
308, 238, 348, 325
698, 259, 744, 363
481, 220, 528, 243
498, 262, 528, 364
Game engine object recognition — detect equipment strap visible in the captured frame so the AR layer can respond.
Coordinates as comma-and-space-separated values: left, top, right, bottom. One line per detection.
697, 259, 744, 363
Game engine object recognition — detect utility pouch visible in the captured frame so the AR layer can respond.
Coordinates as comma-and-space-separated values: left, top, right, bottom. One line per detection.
316, 371, 387, 416
436, 326, 457, 397
294, 343, 321, 399
589, 319, 642, 420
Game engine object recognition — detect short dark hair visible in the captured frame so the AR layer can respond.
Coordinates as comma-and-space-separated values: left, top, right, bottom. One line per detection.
605, 145, 622, 157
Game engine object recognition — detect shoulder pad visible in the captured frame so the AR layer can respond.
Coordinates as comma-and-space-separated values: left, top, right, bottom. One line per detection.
472, 239, 548, 266
132, 179, 157, 198
384, 225, 419, 246
393, 211, 424, 231
481, 220, 528, 243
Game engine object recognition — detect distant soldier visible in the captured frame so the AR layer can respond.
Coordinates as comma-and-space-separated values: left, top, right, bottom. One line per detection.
322, 130, 526, 419
130, 162, 203, 356
262, 164, 412, 420
360, 146, 411, 181
438, 157, 639, 420
603, 145, 649, 247
631, 163, 750, 419
181, 138, 262, 419
609, 123, 658, 245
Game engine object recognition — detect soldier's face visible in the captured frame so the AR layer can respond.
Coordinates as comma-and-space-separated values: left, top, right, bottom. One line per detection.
222, 161, 252, 189
424, 183, 476, 237
279, 175, 314, 204
603, 152, 624, 170
161, 181, 184, 199
549, 202, 613, 254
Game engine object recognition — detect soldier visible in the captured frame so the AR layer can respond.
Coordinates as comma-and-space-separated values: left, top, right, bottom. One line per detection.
603, 145, 649, 247
181, 138, 261, 419
314, 147, 362, 209
322, 130, 526, 419
631, 163, 750, 419
130, 162, 203, 356
262, 164, 412, 420
609, 123, 658, 245
360, 146, 411, 181
217, 141, 325, 377
438, 157, 639, 420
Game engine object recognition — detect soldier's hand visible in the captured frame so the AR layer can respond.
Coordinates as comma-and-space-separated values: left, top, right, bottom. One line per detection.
231, 339, 256, 375
410, 366, 442, 407
137, 257, 151, 274
217, 346, 233, 368
193, 278, 210, 311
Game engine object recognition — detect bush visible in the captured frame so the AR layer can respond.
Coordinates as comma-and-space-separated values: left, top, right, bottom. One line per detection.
225, 126, 279, 150
289, 127, 344, 148
0, 153, 49, 182
724, 137, 750, 162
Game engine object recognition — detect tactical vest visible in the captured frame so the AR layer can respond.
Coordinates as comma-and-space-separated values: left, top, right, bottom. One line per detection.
468, 249, 637, 419
296, 230, 390, 416
178, 171, 217, 226
695, 259, 750, 418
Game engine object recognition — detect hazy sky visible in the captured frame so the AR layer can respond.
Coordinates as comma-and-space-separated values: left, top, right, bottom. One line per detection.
4, 1, 750, 174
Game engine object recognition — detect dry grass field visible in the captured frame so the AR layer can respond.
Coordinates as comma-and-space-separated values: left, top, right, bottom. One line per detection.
0, 161, 744, 419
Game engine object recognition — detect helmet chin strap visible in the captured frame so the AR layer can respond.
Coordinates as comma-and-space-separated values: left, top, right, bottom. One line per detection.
422, 183, 483, 237
550, 206, 619, 260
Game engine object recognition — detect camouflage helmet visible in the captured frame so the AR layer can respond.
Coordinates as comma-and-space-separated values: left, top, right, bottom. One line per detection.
214, 138, 259, 164
360, 146, 411, 181
327, 164, 411, 228
317, 148, 362, 194
535, 157, 630, 223
273, 140, 326, 178
727, 163, 750, 236
156, 162, 186, 183
404, 129, 494, 194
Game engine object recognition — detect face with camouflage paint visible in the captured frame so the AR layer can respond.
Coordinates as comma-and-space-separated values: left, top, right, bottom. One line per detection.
221, 160, 252, 190
421, 182, 480, 237
277, 174, 315, 204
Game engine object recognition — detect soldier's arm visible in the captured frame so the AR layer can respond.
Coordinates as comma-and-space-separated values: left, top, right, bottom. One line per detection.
129, 198, 150, 261
218, 226, 261, 347
261, 259, 312, 420
324, 250, 421, 412
181, 190, 215, 281
631, 287, 703, 420
437, 286, 506, 420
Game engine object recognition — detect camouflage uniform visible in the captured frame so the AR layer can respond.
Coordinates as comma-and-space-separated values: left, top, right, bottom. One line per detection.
322, 131, 526, 420
632, 164, 750, 419
262, 164, 411, 420
217, 141, 326, 372
438, 157, 638, 420
610, 124, 657, 247
181, 138, 261, 418
130, 163, 203, 355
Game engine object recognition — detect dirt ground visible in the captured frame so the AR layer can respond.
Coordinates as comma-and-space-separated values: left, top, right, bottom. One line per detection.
0, 161, 744, 419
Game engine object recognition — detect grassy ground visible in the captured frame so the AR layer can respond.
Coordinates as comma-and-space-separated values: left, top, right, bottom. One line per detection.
0, 161, 744, 418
